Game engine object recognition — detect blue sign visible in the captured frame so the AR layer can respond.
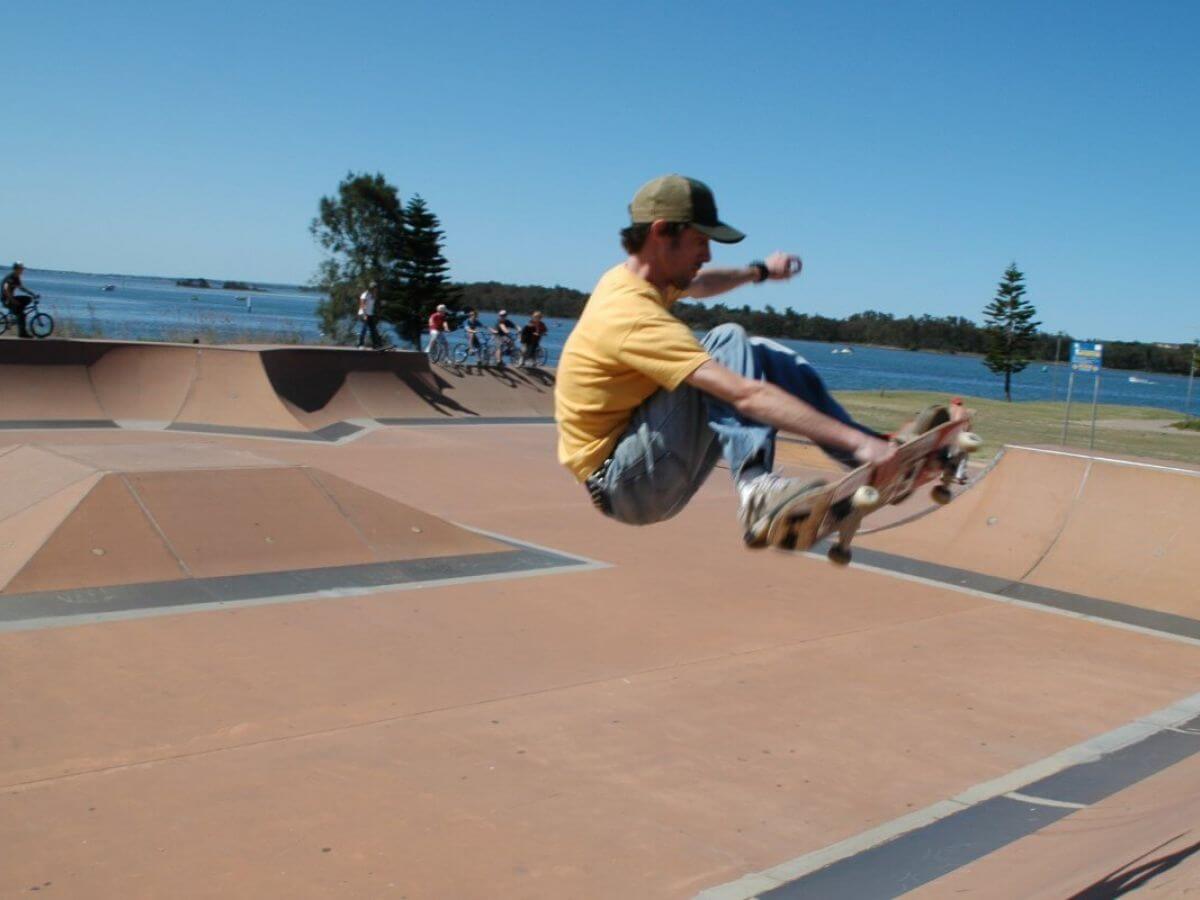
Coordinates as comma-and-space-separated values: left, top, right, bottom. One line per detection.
1071, 342, 1103, 373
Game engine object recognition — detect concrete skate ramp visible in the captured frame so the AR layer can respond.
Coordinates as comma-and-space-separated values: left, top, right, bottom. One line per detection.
858, 446, 1200, 619
0, 444, 510, 598
0, 339, 555, 438
258, 346, 556, 424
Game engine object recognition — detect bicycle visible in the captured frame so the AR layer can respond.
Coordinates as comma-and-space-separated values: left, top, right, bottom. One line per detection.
427, 331, 452, 365
493, 333, 523, 367
519, 344, 550, 368
452, 334, 493, 366
0, 296, 54, 338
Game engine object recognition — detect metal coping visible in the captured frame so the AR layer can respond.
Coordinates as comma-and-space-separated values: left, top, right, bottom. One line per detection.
0, 419, 118, 430
375, 416, 555, 426
0, 418, 550, 442
0, 540, 604, 632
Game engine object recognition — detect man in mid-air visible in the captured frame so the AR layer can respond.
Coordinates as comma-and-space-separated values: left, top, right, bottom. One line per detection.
554, 175, 902, 546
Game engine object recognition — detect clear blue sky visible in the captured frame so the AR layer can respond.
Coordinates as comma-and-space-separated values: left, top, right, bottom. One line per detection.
4, 0, 1197, 342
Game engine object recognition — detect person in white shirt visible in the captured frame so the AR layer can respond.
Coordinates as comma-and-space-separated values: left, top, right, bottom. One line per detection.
357, 281, 384, 349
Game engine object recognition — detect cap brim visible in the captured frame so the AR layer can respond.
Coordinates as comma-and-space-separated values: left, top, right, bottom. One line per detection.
691, 221, 745, 244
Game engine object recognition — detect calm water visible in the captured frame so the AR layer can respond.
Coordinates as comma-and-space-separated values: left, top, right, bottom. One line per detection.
18, 269, 1197, 415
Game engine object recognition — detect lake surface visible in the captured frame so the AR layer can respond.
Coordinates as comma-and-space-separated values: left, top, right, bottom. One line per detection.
18, 268, 1197, 415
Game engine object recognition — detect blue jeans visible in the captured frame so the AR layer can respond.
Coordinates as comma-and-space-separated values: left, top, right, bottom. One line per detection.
594, 324, 879, 525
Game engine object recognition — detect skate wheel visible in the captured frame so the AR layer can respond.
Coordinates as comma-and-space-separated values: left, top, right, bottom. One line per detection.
827, 544, 852, 566
957, 431, 983, 452
931, 484, 953, 505
851, 485, 881, 509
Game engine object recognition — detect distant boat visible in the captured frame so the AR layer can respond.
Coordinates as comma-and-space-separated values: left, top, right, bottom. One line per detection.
101, 284, 116, 292
1128, 376, 1154, 384
832, 347, 854, 355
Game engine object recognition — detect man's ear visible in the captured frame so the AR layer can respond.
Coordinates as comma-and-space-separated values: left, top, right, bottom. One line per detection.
648, 219, 674, 238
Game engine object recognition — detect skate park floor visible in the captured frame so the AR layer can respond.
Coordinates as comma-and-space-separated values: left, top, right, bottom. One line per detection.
3, 350, 1200, 898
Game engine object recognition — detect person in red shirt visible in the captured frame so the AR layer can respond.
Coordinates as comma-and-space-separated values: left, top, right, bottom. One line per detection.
427, 303, 450, 357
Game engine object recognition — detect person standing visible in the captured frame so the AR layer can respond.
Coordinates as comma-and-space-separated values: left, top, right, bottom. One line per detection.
357, 281, 384, 350
2, 261, 38, 339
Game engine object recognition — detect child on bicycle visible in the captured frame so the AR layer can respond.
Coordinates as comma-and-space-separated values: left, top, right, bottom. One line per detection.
2, 261, 39, 339
427, 303, 451, 357
491, 310, 518, 365
463, 309, 486, 357
519, 311, 548, 366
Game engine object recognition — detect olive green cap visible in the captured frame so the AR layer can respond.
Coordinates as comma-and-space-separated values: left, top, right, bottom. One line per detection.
628, 174, 745, 244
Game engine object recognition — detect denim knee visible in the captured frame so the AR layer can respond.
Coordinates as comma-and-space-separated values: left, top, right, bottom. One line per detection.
702, 322, 750, 351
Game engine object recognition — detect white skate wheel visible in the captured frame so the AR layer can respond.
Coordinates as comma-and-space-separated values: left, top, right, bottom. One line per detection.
852, 485, 881, 509
957, 432, 983, 452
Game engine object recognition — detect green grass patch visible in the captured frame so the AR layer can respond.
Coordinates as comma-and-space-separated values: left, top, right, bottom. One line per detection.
833, 390, 1200, 465
1171, 419, 1200, 432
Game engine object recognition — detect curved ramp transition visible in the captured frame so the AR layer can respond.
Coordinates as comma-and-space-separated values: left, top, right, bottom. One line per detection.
0, 339, 556, 440
856, 445, 1200, 626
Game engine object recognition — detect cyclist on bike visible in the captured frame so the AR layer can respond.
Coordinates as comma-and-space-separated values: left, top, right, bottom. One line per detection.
2, 261, 38, 339
462, 309, 487, 357
519, 310, 548, 366
427, 303, 451, 358
491, 309, 518, 365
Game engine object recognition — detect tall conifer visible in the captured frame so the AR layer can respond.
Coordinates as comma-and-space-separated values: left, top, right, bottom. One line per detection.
983, 263, 1040, 401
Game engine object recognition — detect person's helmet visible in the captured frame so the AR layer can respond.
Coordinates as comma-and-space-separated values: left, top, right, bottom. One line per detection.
498, 309, 507, 316
369, 280, 377, 288
436, 304, 447, 312
12, 261, 24, 270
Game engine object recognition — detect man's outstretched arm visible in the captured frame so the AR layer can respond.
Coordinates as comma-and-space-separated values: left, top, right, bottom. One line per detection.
686, 359, 894, 466
686, 251, 801, 299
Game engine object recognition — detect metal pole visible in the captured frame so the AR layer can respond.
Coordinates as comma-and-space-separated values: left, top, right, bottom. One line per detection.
1187, 341, 1197, 421
1062, 369, 1076, 446
1051, 333, 1062, 402
1088, 371, 1101, 450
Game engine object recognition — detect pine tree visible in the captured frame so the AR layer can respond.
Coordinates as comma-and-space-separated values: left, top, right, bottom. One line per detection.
396, 195, 459, 347
310, 172, 408, 344
982, 263, 1040, 401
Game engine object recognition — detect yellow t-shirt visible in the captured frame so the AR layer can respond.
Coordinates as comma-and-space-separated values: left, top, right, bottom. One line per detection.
555, 264, 711, 481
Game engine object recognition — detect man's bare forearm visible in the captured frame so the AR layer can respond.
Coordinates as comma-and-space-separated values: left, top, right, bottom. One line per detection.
686, 266, 758, 299
736, 380, 869, 456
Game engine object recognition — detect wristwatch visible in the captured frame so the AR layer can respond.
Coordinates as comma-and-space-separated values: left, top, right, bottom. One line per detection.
749, 261, 769, 283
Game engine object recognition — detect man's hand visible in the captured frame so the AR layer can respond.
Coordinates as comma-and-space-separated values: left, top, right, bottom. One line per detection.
853, 435, 900, 483
765, 252, 802, 280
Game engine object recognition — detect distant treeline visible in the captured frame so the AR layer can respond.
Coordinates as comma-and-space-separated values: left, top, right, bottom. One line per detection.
454, 282, 1197, 376
176, 277, 268, 292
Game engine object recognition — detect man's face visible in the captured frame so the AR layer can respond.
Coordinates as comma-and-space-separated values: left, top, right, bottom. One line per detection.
657, 225, 711, 290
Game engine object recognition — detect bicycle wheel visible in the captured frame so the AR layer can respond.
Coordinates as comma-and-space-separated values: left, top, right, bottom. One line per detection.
0, 313, 9, 336
429, 340, 448, 365
451, 343, 469, 365
534, 346, 549, 367
29, 312, 54, 338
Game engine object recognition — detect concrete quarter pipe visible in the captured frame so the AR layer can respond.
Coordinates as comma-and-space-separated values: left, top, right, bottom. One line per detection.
0, 339, 556, 439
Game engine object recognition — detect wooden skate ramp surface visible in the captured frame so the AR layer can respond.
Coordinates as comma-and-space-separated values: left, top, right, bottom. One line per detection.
3, 427, 1199, 899
0, 339, 555, 438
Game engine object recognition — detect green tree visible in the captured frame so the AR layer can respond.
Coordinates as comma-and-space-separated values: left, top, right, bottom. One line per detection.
982, 262, 1041, 400
396, 195, 459, 346
310, 172, 409, 345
